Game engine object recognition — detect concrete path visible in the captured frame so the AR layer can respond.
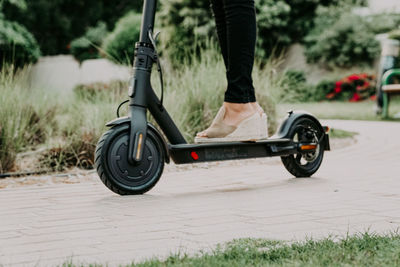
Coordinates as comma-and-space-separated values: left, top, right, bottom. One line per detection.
1, 120, 400, 266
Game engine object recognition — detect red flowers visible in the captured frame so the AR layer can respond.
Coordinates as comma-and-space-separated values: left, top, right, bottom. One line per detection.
326, 73, 376, 102
348, 75, 360, 81
334, 81, 342, 93
349, 93, 361, 102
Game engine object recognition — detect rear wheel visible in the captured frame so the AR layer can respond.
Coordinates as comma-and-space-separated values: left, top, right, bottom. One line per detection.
281, 117, 325, 177
95, 124, 164, 195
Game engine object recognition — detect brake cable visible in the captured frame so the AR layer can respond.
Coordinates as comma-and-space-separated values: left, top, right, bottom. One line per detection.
148, 29, 164, 110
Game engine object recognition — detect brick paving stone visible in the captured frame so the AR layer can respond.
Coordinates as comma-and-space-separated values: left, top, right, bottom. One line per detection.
1, 120, 400, 266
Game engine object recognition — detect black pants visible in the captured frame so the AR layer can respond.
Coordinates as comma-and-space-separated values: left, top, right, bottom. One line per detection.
210, 0, 257, 103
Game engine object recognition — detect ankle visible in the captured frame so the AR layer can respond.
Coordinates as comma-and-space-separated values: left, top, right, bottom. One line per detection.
250, 102, 264, 115
223, 102, 253, 113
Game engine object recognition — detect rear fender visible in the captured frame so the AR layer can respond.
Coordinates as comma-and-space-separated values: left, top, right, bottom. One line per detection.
272, 111, 329, 151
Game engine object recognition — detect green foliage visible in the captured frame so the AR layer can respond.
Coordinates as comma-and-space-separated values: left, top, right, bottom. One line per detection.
278, 70, 309, 102
70, 22, 108, 63
0, 65, 55, 173
304, 7, 381, 68
274, 70, 343, 103
388, 29, 400, 41
329, 128, 358, 139
255, 0, 291, 58
315, 79, 336, 100
102, 12, 141, 65
366, 13, 400, 35
2, 0, 143, 55
1, 0, 26, 10
159, 0, 215, 63
159, 0, 340, 63
274, 69, 325, 103
0, 14, 41, 67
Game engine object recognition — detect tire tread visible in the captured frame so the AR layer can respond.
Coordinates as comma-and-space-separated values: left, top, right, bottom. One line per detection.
95, 125, 164, 195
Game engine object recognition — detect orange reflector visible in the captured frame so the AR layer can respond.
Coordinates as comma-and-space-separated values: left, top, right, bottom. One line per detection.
191, 151, 199, 161
301, 145, 317, 151
324, 126, 330, 133
136, 133, 143, 160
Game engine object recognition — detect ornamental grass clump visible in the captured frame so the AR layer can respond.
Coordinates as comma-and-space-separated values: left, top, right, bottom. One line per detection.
0, 65, 55, 173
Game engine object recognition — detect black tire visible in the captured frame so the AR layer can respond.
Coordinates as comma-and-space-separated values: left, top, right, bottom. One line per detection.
95, 123, 164, 195
281, 117, 325, 178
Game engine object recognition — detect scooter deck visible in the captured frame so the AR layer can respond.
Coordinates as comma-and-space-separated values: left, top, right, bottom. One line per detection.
169, 138, 298, 164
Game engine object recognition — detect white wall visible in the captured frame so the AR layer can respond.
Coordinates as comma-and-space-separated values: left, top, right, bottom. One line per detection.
28, 55, 131, 92
369, 0, 400, 13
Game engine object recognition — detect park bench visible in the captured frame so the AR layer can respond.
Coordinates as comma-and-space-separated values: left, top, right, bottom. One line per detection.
381, 69, 400, 118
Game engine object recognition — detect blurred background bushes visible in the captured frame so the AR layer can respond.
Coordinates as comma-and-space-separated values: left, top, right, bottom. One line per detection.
102, 12, 142, 65
304, 6, 381, 68
0, 0, 40, 67
2, 0, 143, 55
0, 0, 391, 68
70, 22, 108, 63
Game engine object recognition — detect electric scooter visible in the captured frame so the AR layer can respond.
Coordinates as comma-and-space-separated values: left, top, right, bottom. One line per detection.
95, 0, 330, 195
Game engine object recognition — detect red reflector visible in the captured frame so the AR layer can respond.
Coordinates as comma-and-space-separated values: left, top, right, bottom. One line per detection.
191, 151, 199, 161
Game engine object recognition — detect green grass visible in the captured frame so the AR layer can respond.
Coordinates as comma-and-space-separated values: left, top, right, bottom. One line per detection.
329, 128, 358, 139
0, 65, 58, 172
61, 233, 400, 267
278, 100, 400, 121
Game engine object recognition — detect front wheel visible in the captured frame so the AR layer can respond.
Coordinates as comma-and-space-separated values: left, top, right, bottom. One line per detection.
281, 117, 325, 178
95, 124, 164, 195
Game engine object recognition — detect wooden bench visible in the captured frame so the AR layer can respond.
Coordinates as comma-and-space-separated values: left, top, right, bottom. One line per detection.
382, 69, 400, 118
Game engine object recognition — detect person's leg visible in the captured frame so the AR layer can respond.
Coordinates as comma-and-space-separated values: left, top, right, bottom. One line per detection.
197, 0, 265, 140
224, 0, 257, 105
222, 0, 262, 125
202, 0, 256, 129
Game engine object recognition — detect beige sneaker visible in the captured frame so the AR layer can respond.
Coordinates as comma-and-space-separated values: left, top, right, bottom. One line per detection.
195, 107, 268, 143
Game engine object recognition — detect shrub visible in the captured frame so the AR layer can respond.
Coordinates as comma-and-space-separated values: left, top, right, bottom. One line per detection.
366, 13, 400, 35
0, 13, 41, 67
278, 69, 330, 103
70, 22, 108, 63
159, 0, 215, 63
40, 133, 97, 171
304, 8, 381, 68
326, 73, 376, 101
314, 79, 336, 101
2, 0, 143, 55
159, 0, 340, 63
255, 0, 291, 58
0, 65, 55, 173
277, 70, 309, 103
388, 29, 400, 41
102, 12, 141, 65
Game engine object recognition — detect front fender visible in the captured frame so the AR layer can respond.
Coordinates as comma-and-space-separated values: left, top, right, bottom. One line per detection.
106, 117, 170, 163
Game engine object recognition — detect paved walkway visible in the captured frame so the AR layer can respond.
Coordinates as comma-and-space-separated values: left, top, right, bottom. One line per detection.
1, 120, 400, 266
